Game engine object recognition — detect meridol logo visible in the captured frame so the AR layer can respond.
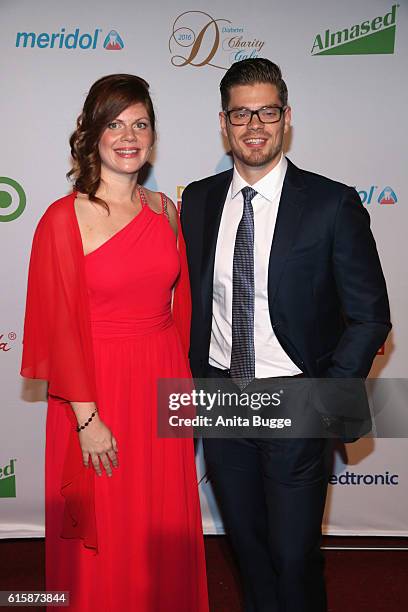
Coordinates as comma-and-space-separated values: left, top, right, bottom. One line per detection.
357, 185, 398, 206
15, 27, 124, 51
103, 30, 124, 50
169, 11, 265, 69
378, 187, 397, 205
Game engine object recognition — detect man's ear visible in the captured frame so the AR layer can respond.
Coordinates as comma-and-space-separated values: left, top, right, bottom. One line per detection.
283, 106, 291, 135
219, 111, 227, 136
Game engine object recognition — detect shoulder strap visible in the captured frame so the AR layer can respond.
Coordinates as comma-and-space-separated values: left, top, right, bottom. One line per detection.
138, 186, 148, 208
160, 192, 170, 220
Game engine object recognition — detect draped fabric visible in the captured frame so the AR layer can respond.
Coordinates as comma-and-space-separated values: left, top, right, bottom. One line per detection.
21, 192, 192, 553
21, 194, 97, 401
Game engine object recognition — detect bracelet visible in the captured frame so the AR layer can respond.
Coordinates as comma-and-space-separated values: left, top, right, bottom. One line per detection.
76, 409, 98, 432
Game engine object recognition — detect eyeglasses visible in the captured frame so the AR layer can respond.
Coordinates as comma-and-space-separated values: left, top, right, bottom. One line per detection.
225, 106, 286, 126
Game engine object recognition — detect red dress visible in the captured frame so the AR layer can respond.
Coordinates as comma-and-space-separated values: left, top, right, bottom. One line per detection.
23, 192, 209, 611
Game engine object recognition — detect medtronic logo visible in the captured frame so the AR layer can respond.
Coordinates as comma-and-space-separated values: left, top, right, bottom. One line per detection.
15, 28, 124, 50
0, 177, 26, 222
357, 185, 398, 206
311, 4, 398, 56
330, 471, 399, 486
0, 459, 17, 498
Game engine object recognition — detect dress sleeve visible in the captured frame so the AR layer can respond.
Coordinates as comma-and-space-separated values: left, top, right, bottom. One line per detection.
21, 197, 98, 552
21, 201, 97, 402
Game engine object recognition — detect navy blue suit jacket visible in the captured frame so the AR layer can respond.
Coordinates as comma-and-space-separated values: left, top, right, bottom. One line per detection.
180, 159, 391, 381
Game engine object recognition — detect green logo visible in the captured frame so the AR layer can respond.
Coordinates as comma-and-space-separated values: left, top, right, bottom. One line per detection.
0, 459, 17, 498
311, 4, 398, 56
0, 177, 26, 222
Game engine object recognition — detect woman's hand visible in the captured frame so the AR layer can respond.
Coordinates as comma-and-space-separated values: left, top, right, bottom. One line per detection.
79, 416, 119, 477
70, 402, 119, 477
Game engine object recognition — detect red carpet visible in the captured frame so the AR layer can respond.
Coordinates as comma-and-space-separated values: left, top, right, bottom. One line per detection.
0, 536, 407, 611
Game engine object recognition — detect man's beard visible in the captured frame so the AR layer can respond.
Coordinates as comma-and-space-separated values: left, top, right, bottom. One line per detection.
236, 143, 281, 168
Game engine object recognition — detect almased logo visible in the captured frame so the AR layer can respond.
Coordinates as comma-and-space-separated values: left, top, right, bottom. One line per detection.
0, 459, 17, 498
312, 4, 398, 55
15, 28, 124, 50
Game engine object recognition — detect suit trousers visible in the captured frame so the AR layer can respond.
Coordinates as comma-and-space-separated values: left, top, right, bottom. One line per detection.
203, 364, 331, 612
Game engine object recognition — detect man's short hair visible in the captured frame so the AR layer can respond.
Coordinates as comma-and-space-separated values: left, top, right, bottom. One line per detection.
220, 58, 288, 110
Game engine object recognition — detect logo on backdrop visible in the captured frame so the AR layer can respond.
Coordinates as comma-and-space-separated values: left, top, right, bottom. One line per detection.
378, 187, 397, 205
176, 186, 185, 213
169, 11, 265, 69
357, 185, 398, 206
103, 30, 124, 50
0, 332, 16, 352
15, 28, 124, 51
0, 178, 26, 222
311, 4, 398, 56
330, 471, 399, 486
0, 459, 17, 498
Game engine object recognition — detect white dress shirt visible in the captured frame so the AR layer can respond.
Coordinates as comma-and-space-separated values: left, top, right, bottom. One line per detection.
209, 154, 302, 377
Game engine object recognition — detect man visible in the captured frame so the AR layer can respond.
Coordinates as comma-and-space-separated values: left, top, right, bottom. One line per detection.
180, 58, 391, 612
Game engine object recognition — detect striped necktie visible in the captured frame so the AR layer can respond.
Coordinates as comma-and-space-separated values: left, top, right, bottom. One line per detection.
230, 186, 257, 390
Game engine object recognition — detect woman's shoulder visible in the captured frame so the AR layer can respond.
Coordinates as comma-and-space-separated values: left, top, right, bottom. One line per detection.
142, 187, 177, 214
141, 187, 178, 235
35, 192, 76, 235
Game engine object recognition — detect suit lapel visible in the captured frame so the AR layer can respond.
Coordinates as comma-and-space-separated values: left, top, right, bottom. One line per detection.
201, 169, 233, 321
268, 160, 307, 307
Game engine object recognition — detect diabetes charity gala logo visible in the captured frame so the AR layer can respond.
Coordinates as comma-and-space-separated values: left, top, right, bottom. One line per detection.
169, 11, 266, 69
0, 178, 26, 222
15, 27, 124, 50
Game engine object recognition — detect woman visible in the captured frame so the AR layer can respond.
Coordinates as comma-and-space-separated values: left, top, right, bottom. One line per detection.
21, 74, 209, 612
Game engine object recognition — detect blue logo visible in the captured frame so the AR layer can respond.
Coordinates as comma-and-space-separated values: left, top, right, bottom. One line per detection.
15, 28, 124, 51
103, 30, 124, 50
357, 185, 398, 206
378, 186, 397, 205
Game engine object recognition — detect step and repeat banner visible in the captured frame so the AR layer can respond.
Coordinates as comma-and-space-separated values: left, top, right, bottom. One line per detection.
1, 0, 407, 537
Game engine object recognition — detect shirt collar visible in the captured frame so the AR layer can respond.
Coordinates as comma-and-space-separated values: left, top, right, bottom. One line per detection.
231, 153, 288, 203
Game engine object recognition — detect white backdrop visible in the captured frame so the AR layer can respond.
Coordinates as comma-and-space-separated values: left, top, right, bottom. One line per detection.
1, 0, 407, 538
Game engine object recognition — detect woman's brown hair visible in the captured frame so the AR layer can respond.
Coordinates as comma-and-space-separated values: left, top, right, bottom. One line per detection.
67, 73, 155, 211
